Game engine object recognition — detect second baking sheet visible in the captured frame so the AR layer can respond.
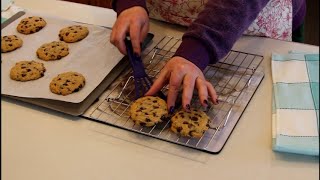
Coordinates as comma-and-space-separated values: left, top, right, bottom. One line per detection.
1, 11, 124, 103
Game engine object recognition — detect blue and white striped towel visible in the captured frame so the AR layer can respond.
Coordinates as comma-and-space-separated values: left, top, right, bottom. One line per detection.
272, 51, 319, 156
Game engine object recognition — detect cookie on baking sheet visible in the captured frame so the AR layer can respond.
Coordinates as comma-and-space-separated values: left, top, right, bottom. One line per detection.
130, 96, 168, 127
1, 35, 23, 53
170, 109, 210, 138
36, 41, 69, 61
59, 25, 89, 43
50, 72, 86, 96
16, 16, 47, 35
10, 60, 46, 81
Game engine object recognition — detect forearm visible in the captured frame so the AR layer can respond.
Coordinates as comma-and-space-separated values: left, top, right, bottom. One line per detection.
175, 0, 270, 70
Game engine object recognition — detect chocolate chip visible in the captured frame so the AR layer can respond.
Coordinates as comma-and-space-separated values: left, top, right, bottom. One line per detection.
176, 127, 182, 133
140, 122, 146, 126
146, 118, 151, 122
191, 116, 198, 121
139, 107, 146, 110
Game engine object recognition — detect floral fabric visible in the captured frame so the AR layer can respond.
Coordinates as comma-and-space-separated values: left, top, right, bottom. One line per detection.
146, 0, 292, 41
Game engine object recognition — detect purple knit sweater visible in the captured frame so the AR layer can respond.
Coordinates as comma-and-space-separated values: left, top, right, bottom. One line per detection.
113, 0, 306, 70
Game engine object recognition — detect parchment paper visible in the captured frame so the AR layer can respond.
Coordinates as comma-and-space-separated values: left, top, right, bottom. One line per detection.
1, 11, 124, 103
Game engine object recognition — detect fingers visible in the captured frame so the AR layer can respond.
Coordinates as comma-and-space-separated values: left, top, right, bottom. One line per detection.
182, 74, 196, 111
195, 77, 209, 107
144, 57, 219, 114
130, 22, 142, 55
167, 71, 185, 112
110, 22, 128, 55
140, 23, 149, 43
145, 68, 169, 96
206, 81, 218, 104
110, 7, 149, 55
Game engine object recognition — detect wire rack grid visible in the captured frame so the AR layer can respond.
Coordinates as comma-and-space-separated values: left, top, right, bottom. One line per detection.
82, 36, 264, 154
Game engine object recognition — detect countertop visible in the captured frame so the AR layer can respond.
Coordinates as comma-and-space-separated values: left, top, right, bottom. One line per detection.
2, 0, 319, 180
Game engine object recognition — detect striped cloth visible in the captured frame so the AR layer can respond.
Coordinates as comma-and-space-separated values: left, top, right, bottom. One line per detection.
272, 51, 319, 156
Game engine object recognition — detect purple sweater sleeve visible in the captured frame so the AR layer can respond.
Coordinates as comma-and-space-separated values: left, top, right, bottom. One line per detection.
113, 0, 269, 70
174, 0, 270, 70
112, 0, 148, 16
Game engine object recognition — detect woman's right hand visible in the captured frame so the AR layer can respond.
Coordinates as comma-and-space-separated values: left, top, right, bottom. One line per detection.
110, 6, 149, 56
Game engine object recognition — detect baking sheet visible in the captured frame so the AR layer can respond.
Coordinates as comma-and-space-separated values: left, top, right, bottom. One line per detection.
1, 11, 124, 103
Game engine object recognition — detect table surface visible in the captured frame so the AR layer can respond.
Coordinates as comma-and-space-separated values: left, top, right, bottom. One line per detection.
2, 0, 319, 180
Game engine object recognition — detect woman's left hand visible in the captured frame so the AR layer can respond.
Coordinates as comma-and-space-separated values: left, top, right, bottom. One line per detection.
145, 56, 218, 112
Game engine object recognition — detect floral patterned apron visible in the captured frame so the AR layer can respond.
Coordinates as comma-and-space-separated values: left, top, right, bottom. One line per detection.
146, 0, 292, 41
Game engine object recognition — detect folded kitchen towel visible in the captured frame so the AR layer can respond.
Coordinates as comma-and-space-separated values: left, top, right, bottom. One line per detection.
271, 51, 319, 156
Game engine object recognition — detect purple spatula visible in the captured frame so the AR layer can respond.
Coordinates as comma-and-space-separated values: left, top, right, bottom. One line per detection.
125, 37, 166, 100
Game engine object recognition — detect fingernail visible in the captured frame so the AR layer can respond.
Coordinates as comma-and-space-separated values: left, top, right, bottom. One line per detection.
134, 52, 140, 57
169, 106, 175, 114
186, 104, 191, 111
204, 99, 208, 106
215, 99, 219, 105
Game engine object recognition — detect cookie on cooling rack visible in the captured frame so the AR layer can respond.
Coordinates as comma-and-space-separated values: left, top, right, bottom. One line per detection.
59, 25, 89, 43
36, 41, 69, 61
1, 35, 23, 53
49, 72, 85, 96
130, 96, 168, 127
16, 16, 47, 34
170, 109, 209, 138
10, 60, 46, 81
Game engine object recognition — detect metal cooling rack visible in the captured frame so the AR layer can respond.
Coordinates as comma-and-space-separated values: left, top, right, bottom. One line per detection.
82, 36, 264, 154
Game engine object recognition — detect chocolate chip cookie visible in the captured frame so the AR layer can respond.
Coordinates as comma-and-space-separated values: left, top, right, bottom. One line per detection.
16, 16, 47, 34
36, 41, 69, 61
10, 60, 46, 81
130, 96, 168, 127
1, 35, 23, 53
50, 72, 86, 96
59, 25, 89, 43
170, 109, 209, 138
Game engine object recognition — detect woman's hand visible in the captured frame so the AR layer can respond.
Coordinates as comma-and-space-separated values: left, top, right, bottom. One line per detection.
145, 56, 218, 112
110, 6, 149, 56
